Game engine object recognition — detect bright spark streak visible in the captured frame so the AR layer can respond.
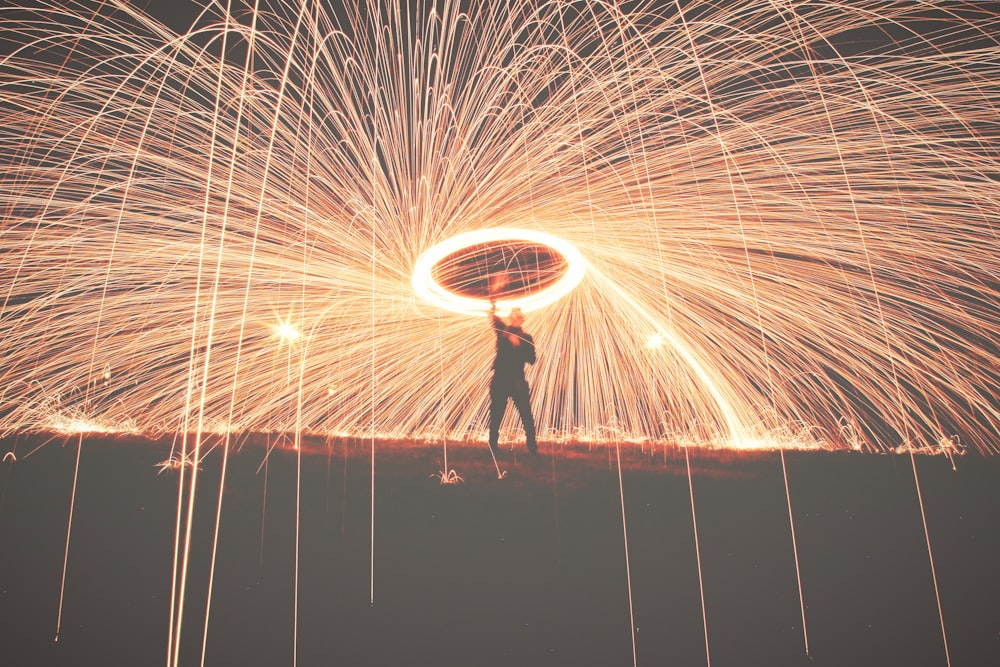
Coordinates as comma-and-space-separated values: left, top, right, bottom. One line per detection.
0, 0, 998, 455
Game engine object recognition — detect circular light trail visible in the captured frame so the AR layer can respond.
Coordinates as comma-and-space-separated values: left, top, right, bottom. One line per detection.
412, 229, 586, 316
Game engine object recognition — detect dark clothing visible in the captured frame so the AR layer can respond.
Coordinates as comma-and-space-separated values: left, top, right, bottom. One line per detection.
491, 316, 536, 378
489, 316, 537, 454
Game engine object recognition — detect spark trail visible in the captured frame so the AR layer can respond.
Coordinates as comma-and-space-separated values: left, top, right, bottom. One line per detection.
1, 1, 999, 454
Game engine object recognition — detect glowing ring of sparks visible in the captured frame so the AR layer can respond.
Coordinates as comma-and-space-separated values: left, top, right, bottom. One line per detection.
412, 229, 586, 315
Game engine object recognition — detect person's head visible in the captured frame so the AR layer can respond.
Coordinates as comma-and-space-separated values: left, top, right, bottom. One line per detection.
509, 308, 524, 328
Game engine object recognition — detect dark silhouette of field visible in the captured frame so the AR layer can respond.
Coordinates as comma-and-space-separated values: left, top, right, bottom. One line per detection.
1, 433, 997, 666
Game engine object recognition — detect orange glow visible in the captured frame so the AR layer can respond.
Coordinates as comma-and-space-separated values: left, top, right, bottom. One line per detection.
274, 320, 302, 344
412, 228, 586, 316
0, 1, 997, 455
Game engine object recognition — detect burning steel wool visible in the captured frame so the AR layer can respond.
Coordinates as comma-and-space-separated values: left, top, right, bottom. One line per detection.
2, 5, 1000, 667
1, 0, 999, 454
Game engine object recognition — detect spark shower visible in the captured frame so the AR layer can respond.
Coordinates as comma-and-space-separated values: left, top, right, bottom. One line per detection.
1, 0, 999, 453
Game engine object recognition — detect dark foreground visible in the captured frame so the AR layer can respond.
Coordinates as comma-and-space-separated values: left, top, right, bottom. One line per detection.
0, 433, 997, 667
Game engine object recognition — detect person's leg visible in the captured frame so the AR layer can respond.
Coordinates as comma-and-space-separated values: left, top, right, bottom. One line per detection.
488, 381, 507, 453
511, 378, 537, 454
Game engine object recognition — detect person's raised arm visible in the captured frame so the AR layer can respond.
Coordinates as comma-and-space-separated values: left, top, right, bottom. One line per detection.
490, 299, 503, 331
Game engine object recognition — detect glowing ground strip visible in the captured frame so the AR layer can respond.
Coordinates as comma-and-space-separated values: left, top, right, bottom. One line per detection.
411, 229, 586, 315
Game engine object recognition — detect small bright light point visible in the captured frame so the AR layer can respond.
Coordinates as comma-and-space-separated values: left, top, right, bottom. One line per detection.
646, 333, 664, 349
274, 321, 301, 343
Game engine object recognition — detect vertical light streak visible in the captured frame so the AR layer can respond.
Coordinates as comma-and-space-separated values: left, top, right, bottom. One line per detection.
436, 316, 450, 475
370, 1, 379, 607
200, 1, 263, 662
54, 434, 82, 642
370, 239, 376, 611
910, 451, 952, 667
370, 215, 376, 610
670, 33, 808, 660
200, 435, 230, 667
293, 348, 305, 667
171, 0, 268, 656
686, 447, 711, 667
260, 449, 269, 569
161, 0, 249, 646
164, 0, 250, 652
614, 439, 638, 667
292, 5, 320, 661
204, 0, 309, 654
167, 414, 188, 667
780, 449, 809, 656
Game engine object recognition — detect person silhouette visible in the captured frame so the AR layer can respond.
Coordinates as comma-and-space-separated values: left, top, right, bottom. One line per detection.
488, 301, 538, 456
